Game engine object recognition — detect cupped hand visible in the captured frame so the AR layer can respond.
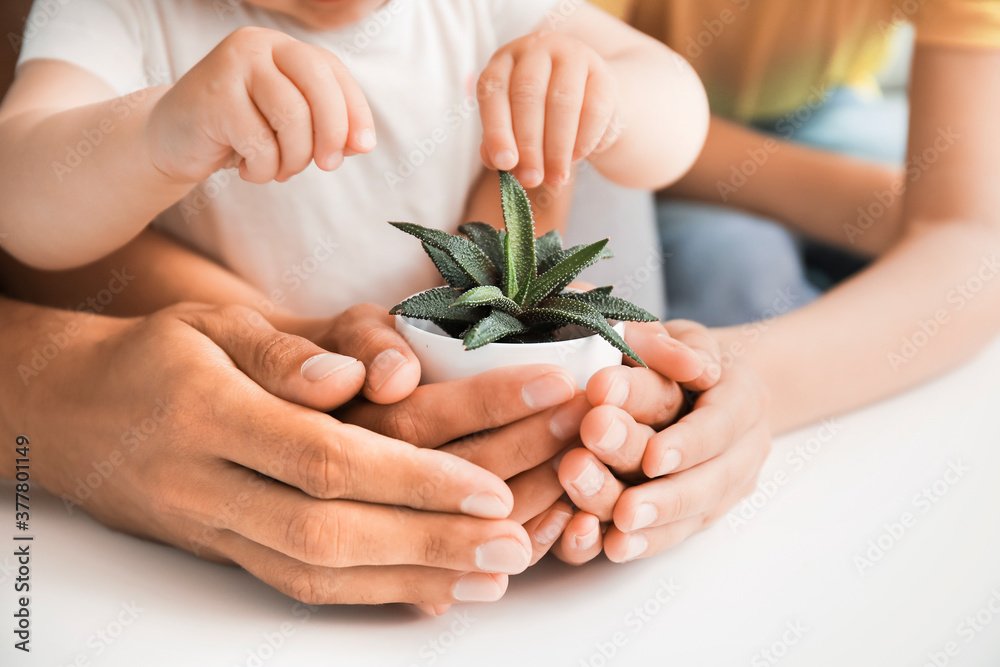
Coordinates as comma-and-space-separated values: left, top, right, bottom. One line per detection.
551, 320, 772, 564
337, 363, 591, 613
478, 31, 621, 188
25, 303, 538, 606
147, 26, 375, 185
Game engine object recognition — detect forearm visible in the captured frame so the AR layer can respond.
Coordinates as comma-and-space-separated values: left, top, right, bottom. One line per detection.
0, 227, 268, 316
718, 221, 1000, 433
667, 115, 906, 256
0, 86, 193, 269
592, 42, 709, 190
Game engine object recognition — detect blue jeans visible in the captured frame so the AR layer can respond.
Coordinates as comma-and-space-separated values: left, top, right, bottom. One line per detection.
658, 88, 909, 326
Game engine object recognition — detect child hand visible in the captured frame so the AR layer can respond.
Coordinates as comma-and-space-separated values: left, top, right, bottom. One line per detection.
477, 32, 621, 189
147, 27, 376, 185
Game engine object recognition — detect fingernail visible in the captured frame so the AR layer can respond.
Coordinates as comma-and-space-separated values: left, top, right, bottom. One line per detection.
549, 400, 587, 440
570, 460, 604, 497
654, 448, 682, 477
590, 416, 627, 455
533, 510, 572, 546
322, 151, 344, 170
453, 573, 504, 602
460, 492, 511, 519
604, 376, 629, 407
630, 503, 657, 531
522, 372, 576, 410
494, 150, 517, 170
367, 348, 408, 393
574, 523, 600, 551
522, 169, 543, 186
621, 533, 648, 562
300, 353, 359, 382
476, 538, 530, 573
356, 129, 377, 150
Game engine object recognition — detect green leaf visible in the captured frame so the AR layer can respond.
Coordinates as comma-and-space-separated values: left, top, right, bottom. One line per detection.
458, 222, 506, 278
539, 243, 614, 274
390, 222, 497, 286
527, 296, 645, 366
535, 230, 564, 270
452, 285, 522, 315
504, 233, 518, 300
423, 243, 474, 289
499, 171, 536, 300
430, 319, 472, 339
562, 289, 659, 322
463, 310, 529, 350
390, 287, 484, 323
522, 240, 609, 310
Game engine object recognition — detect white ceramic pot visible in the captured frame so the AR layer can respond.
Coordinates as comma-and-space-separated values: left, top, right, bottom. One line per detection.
395, 314, 626, 389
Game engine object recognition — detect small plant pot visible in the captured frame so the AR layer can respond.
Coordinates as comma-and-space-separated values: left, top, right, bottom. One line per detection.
396, 311, 626, 389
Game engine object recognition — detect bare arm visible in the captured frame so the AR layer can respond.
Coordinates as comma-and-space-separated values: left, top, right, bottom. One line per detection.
718, 45, 1000, 432
666, 116, 907, 256
0, 62, 191, 269
556, 4, 710, 190
478, 3, 708, 192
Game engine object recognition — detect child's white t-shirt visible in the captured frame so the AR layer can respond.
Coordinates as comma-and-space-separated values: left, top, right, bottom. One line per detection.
18, 0, 560, 316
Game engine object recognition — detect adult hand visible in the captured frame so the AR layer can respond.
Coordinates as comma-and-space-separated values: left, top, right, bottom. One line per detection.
20, 303, 535, 606
338, 362, 590, 612
551, 320, 772, 564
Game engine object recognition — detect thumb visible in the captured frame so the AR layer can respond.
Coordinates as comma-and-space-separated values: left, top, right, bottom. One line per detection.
180, 305, 366, 411
320, 303, 422, 405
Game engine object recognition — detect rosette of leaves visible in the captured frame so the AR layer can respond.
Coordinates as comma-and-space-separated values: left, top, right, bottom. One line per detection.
389, 171, 658, 365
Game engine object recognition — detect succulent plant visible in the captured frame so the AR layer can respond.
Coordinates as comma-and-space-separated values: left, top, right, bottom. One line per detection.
389, 171, 658, 365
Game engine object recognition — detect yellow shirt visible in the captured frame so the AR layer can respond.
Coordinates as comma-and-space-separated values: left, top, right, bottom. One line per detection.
591, 0, 1000, 120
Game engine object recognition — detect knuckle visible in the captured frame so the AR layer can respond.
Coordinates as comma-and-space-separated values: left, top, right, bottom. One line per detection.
421, 531, 449, 566
547, 85, 578, 111
664, 488, 691, 523
296, 436, 347, 499
286, 567, 326, 605
383, 407, 424, 446
285, 504, 341, 565
256, 332, 309, 378
477, 72, 506, 101
509, 81, 546, 108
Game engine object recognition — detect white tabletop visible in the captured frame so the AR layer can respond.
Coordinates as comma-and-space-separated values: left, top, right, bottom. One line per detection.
4, 338, 1000, 667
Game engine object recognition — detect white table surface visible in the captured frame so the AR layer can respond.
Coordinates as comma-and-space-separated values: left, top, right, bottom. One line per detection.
4, 338, 1000, 667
